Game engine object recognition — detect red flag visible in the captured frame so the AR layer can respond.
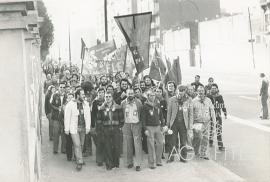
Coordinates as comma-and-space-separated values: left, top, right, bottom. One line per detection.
154, 47, 166, 76
114, 12, 152, 73
165, 56, 171, 71
149, 60, 161, 81
163, 57, 182, 85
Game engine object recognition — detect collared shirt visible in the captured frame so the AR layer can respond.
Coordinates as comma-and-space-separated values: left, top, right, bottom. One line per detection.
124, 100, 139, 124
193, 96, 214, 123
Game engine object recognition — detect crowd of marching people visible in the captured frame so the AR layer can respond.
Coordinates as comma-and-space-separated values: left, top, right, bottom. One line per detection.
43, 63, 227, 172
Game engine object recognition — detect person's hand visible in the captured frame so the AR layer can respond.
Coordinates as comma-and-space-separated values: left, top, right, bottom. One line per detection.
86, 129, 90, 134
65, 131, 69, 135
144, 130, 150, 136
163, 126, 168, 132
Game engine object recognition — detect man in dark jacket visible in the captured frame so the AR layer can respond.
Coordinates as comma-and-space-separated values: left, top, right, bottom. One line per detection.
113, 78, 129, 105
91, 88, 105, 166
45, 85, 55, 141
207, 84, 227, 151
97, 91, 124, 170
141, 89, 164, 169
260, 73, 269, 119
51, 82, 67, 154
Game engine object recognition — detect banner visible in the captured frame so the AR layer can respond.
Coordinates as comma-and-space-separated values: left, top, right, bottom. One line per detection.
114, 12, 152, 73
87, 40, 117, 60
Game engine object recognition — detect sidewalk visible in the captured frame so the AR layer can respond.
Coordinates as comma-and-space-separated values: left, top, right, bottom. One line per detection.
40, 116, 244, 182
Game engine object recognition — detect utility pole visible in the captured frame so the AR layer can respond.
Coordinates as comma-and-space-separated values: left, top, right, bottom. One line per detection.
248, 7, 256, 69
58, 46, 61, 66
104, 0, 108, 42
68, 20, 72, 69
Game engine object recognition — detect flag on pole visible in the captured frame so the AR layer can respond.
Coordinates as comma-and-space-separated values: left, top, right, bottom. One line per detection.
164, 57, 182, 85
154, 47, 166, 76
114, 12, 152, 73
149, 60, 161, 81
81, 38, 86, 60
165, 56, 171, 71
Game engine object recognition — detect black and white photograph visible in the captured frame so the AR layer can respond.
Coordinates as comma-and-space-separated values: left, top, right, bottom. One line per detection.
0, 0, 269, 182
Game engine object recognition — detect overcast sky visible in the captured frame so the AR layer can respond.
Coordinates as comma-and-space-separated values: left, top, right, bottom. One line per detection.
43, 0, 259, 64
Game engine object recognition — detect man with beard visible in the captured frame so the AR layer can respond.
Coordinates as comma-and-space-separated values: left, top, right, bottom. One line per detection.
121, 89, 143, 171
192, 86, 216, 160
166, 85, 193, 163
140, 80, 147, 95
64, 89, 91, 171
207, 84, 227, 151
91, 88, 106, 166
99, 75, 108, 89
114, 78, 129, 105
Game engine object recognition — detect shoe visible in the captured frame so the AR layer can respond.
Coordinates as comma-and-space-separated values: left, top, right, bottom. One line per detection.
180, 159, 187, 163
97, 162, 103, 167
106, 166, 112, 170
82, 161, 86, 165
67, 158, 72, 161
167, 157, 174, 163
76, 164, 82, 171
127, 164, 134, 169
61, 151, 66, 154
135, 166, 141, 171
219, 146, 226, 151
200, 156, 209, 160
53, 151, 58, 154
150, 166, 156, 169
162, 154, 165, 159
157, 163, 163, 166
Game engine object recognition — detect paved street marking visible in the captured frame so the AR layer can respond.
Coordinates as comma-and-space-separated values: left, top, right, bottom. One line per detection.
239, 96, 258, 101
228, 115, 270, 133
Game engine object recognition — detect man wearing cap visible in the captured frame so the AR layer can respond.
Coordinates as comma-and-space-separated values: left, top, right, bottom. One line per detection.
166, 85, 193, 162
191, 75, 204, 92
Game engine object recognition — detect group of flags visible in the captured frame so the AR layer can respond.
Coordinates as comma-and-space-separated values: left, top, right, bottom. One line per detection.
80, 11, 182, 85
149, 48, 182, 85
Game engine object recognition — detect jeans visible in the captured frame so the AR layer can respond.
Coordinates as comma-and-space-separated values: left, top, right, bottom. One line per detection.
146, 126, 163, 167
46, 113, 53, 140
123, 122, 142, 167
261, 95, 269, 119
169, 121, 187, 160
71, 127, 86, 164
53, 120, 63, 153
95, 124, 105, 164
65, 134, 73, 160
192, 122, 209, 157
209, 117, 223, 147
83, 133, 93, 156
103, 126, 121, 169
